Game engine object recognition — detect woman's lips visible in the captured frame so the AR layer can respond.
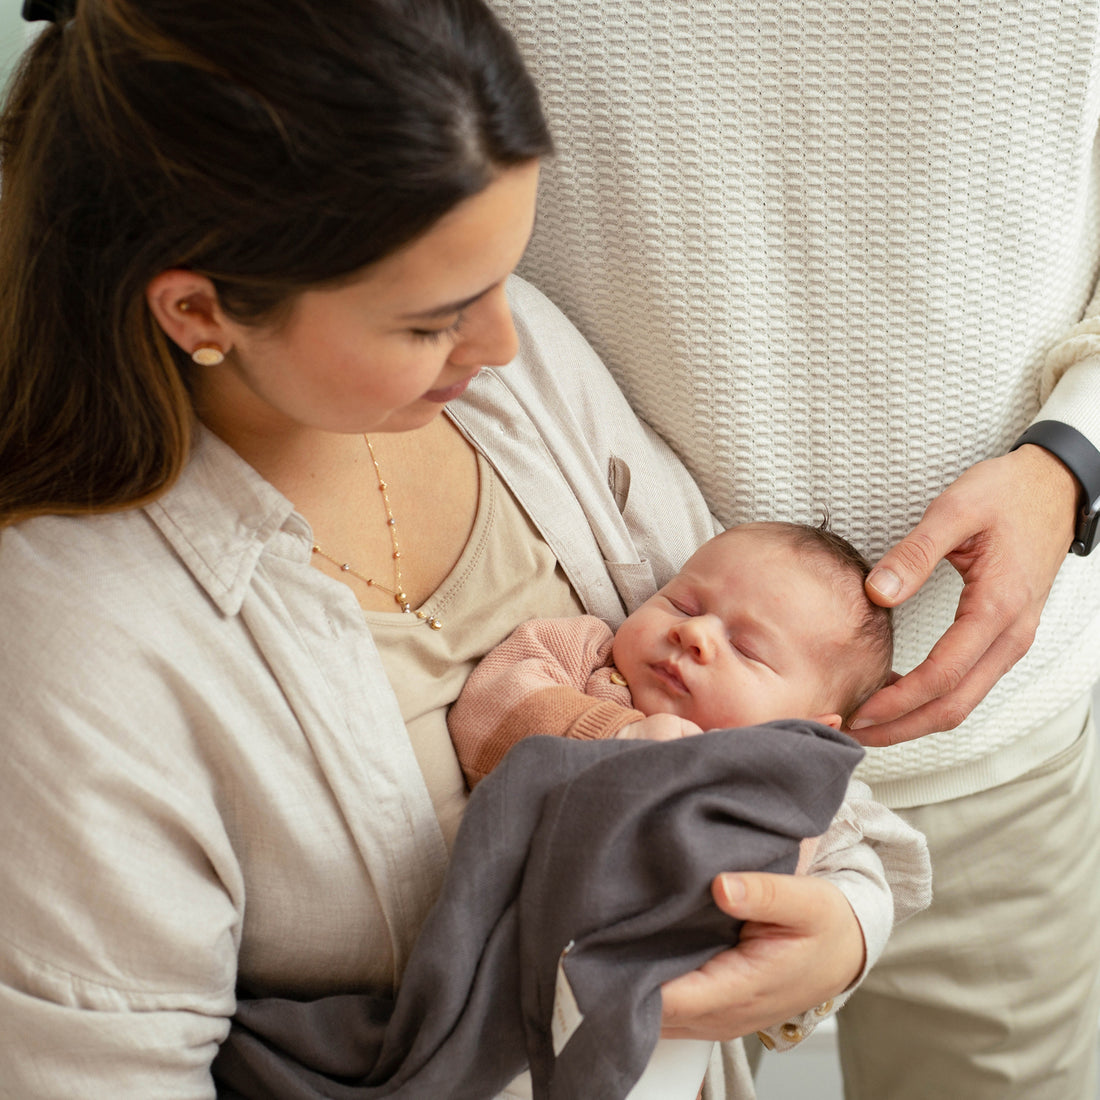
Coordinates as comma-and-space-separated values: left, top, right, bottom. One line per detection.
423, 370, 479, 404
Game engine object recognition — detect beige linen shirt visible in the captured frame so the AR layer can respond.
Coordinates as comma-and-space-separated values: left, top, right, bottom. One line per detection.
0, 278, 896, 1098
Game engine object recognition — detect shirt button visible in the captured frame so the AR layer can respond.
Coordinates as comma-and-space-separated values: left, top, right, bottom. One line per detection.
780, 1023, 804, 1043
814, 999, 835, 1017
756, 1031, 776, 1051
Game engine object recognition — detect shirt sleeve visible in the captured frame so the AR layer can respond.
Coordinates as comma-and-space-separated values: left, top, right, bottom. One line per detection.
448, 616, 644, 787
0, 608, 241, 1098
754, 779, 932, 1054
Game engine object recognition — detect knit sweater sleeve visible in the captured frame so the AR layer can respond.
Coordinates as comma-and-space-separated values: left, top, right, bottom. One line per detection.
1033, 275, 1100, 454
448, 616, 644, 787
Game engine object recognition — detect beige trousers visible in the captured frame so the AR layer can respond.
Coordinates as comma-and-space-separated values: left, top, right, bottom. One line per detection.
837, 701, 1100, 1100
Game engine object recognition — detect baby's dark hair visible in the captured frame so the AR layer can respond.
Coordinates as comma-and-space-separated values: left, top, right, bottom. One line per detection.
750, 518, 894, 723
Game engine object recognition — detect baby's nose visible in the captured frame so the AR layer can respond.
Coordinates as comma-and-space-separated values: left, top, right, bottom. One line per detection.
670, 616, 719, 661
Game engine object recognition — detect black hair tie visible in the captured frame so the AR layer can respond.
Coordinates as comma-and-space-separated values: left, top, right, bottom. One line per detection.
22, 0, 77, 22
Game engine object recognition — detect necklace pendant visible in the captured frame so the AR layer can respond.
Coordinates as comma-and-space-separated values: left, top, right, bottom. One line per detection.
311, 437, 443, 630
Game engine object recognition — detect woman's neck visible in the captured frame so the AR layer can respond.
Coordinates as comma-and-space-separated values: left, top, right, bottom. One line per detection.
202, 412, 482, 615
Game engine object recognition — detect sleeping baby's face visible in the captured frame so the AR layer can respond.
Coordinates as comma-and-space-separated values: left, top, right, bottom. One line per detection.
611, 526, 868, 732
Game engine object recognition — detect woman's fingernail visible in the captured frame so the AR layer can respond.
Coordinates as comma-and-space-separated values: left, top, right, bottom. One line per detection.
718, 874, 746, 906
867, 567, 901, 599
848, 718, 875, 730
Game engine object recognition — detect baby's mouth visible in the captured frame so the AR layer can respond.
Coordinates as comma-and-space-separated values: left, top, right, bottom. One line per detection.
651, 660, 687, 695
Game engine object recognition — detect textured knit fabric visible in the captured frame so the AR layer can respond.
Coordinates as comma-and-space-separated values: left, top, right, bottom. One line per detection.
213, 726, 865, 1100
449, 615, 640, 785
490, 0, 1100, 807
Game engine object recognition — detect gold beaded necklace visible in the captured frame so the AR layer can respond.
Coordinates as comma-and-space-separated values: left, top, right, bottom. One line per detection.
311, 435, 443, 630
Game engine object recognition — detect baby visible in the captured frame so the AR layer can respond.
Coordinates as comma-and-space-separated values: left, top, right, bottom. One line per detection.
216, 522, 929, 1100
447, 519, 929, 1074
450, 520, 895, 785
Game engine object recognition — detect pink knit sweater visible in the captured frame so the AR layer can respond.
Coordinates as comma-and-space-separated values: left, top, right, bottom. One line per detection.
448, 616, 642, 788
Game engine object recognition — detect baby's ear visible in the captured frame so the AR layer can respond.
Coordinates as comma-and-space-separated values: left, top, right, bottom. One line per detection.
812, 712, 844, 730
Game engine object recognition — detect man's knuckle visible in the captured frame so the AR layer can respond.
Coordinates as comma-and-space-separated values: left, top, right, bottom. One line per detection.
894, 531, 940, 574
938, 698, 974, 730
927, 657, 967, 696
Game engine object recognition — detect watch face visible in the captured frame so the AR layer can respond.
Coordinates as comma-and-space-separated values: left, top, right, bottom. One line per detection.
1074, 506, 1100, 556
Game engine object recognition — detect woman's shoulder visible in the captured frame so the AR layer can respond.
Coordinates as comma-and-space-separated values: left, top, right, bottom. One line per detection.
2, 505, 185, 613
0, 491, 265, 707
0, 511, 192, 710
1, 426, 297, 631
504, 274, 627, 404
1, 507, 163, 609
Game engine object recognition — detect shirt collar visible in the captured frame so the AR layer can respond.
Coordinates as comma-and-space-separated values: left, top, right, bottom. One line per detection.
144, 424, 302, 616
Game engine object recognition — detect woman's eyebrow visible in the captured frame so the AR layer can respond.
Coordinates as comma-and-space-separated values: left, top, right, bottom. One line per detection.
399, 286, 491, 321
401, 216, 539, 321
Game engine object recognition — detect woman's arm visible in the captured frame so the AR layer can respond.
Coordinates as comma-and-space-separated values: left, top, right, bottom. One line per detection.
0, 517, 244, 1098
661, 780, 931, 1044
0, 677, 240, 1099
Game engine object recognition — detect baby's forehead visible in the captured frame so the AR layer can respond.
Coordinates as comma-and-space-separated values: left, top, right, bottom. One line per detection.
684, 532, 864, 623
690, 525, 844, 585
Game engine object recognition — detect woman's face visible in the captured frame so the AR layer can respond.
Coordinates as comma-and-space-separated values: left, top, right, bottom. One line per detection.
194, 160, 540, 437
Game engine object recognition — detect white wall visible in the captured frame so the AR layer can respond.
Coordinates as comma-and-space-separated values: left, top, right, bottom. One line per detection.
0, 9, 35, 91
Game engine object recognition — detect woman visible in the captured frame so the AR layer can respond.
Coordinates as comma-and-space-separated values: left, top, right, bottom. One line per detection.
0, 2, 885, 1096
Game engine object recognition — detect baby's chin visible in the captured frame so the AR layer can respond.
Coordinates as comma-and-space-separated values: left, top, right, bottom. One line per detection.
689, 709, 781, 731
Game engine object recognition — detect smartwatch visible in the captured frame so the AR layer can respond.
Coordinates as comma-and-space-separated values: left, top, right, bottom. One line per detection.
1011, 420, 1100, 556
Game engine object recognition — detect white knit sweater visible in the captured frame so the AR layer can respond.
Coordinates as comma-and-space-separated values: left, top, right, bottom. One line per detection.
492, 0, 1100, 807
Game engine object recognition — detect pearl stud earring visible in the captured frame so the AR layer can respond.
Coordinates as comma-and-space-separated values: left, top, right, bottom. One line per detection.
191, 342, 226, 367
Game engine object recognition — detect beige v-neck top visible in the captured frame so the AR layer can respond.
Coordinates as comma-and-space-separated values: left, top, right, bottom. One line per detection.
365, 451, 584, 850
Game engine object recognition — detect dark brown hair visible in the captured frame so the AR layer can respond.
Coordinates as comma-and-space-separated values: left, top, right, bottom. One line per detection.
754, 518, 895, 722
0, 0, 552, 524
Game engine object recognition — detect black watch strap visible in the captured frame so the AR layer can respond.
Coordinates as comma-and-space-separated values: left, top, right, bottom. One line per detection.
1011, 420, 1100, 556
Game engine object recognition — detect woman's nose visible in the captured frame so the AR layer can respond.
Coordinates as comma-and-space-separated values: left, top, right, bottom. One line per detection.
447, 284, 519, 369
669, 616, 718, 662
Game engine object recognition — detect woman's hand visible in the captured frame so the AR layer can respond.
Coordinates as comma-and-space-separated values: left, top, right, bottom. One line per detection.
848, 445, 1079, 746
659, 872, 864, 1040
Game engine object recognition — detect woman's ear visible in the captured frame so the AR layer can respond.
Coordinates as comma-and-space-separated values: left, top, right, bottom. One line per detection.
145, 270, 234, 359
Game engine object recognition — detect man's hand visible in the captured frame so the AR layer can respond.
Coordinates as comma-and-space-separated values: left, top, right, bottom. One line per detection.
659, 872, 864, 1040
849, 445, 1078, 745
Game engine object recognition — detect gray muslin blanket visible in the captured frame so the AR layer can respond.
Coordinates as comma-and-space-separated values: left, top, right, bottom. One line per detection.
213, 721, 864, 1100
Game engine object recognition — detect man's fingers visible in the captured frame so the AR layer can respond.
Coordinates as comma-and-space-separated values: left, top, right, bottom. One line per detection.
847, 623, 1038, 745
865, 489, 988, 608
